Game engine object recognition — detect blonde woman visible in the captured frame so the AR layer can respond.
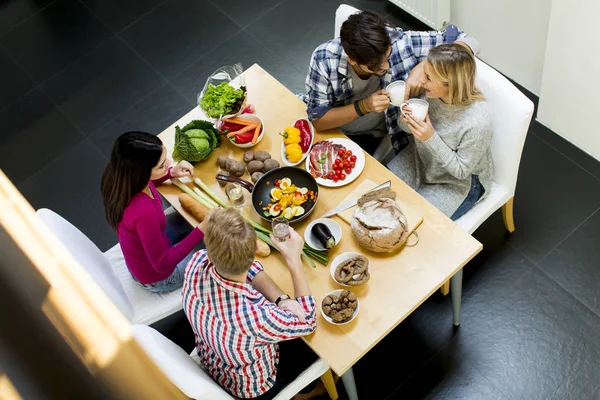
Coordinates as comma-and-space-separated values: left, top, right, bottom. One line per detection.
387, 43, 493, 220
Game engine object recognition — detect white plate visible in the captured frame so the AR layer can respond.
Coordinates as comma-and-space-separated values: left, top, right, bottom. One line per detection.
281, 118, 315, 166
225, 114, 265, 148
329, 252, 368, 287
320, 289, 360, 325
304, 218, 342, 251
305, 138, 365, 187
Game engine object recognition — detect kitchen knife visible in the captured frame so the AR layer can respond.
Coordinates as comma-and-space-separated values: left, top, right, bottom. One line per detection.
320, 180, 391, 218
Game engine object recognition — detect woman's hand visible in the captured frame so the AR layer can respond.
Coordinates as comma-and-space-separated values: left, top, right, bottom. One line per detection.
171, 160, 194, 178
401, 111, 435, 142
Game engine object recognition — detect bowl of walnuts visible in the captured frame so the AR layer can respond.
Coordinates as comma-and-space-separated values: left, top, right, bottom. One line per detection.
330, 252, 370, 286
320, 289, 359, 325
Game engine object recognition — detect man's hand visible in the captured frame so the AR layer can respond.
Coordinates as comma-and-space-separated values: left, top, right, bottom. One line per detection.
363, 89, 390, 113
269, 227, 304, 265
404, 62, 425, 101
278, 299, 307, 322
171, 160, 195, 178
401, 110, 435, 142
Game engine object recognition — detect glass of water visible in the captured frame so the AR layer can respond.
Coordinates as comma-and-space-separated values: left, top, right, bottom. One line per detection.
272, 217, 290, 242
226, 183, 246, 210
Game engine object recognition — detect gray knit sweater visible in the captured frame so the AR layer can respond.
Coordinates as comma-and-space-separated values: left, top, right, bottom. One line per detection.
387, 97, 493, 217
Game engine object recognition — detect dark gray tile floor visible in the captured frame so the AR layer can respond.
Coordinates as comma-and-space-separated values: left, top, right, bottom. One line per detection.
1, 0, 600, 399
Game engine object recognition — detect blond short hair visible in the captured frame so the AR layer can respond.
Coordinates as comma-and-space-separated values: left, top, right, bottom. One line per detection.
426, 43, 485, 106
204, 208, 256, 276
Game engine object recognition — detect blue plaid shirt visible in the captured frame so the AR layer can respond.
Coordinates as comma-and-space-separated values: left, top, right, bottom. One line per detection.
302, 25, 478, 150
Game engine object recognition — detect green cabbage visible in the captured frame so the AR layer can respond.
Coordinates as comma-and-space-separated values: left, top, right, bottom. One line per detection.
173, 120, 220, 162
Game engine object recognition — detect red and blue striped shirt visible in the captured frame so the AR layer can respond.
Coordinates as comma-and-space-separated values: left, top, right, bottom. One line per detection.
182, 250, 317, 398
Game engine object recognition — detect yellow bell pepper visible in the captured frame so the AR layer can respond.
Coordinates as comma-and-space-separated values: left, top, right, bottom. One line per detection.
285, 143, 303, 163
280, 127, 301, 145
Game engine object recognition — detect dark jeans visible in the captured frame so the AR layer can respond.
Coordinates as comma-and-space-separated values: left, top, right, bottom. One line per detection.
241, 339, 319, 400
451, 175, 486, 221
346, 133, 382, 156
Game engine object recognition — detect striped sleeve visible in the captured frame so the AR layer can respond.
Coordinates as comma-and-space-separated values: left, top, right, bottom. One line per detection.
246, 261, 264, 284
305, 47, 335, 121
254, 296, 317, 343
406, 25, 472, 60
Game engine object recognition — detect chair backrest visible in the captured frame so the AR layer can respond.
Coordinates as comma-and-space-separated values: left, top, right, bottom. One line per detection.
334, 4, 360, 38
35, 208, 134, 320
132, 324, 233, 400
474, 60, 534, 194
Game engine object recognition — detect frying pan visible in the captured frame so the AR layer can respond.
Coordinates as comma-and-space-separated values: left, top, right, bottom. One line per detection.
216, 166, 319, 223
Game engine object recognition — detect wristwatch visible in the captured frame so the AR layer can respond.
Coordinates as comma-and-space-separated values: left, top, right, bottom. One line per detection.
275, 294, 291, 306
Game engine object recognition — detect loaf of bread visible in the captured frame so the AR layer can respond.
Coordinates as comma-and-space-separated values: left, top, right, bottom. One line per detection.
356, 187, 396, 207
351, 198, 409, 252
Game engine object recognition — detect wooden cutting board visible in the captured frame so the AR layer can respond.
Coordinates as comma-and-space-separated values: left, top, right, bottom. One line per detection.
337, 179, 424, 234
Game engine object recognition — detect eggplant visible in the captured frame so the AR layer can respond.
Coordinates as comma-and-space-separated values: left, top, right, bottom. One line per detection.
312, 223, 335, 249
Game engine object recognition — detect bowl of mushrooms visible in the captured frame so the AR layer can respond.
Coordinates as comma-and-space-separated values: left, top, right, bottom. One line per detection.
320, 289, 359, 325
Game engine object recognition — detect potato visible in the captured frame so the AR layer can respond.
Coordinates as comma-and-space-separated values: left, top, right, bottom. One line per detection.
247, 160, 264, 174
217, 155, 229, 169
254, 151, 271, 162
256, 238, 271, 257
243, 151, 254, 163
251, 171, 264, 183
263, 159, 280, 172
216, 171, 229, 187
226, 159, 245, 177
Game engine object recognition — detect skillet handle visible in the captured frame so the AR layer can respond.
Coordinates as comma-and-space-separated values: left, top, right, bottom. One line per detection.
215, 173, 254, 192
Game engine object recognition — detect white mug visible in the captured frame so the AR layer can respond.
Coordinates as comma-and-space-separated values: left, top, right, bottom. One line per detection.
386, 81, 406, 106
400, 98, 429, 121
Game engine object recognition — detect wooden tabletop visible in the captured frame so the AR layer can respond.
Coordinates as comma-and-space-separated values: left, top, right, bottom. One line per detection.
157, 64, 482, 376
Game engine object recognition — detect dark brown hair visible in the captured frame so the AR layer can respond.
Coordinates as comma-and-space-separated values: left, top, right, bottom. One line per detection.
340, 10, 392, 71
101, 131, 163, 230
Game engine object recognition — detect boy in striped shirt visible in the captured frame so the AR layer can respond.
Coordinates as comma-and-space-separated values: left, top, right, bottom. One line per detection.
183, 207, 320, 399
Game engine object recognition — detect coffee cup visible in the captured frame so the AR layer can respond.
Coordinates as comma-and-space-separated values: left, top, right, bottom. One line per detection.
400, 99, 429, 121
386, 81, 406, 106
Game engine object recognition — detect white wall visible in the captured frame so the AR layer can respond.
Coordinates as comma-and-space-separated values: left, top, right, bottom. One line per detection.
538, 0, 600, 161
450, 0, 552, 94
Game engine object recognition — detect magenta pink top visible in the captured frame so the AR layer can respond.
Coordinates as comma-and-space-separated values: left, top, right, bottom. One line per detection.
117, 169, 204, 284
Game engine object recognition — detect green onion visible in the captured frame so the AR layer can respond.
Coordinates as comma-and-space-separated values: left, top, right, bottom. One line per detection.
194, 177, 228, 208
193, 187, 219, 208
172, 179, 214, 209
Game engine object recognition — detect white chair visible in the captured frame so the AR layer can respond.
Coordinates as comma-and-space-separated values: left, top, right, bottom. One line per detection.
36, 208, 182, 324
333, 4, 535, 295
132, 324, 338, 400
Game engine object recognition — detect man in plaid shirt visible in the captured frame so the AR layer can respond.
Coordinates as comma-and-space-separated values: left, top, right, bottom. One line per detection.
183, 208, 319, 399
302, 10, 479, 154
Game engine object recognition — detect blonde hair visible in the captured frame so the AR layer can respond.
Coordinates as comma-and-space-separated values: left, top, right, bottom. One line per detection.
204, 207, 256, 276
425, 43, 484, 106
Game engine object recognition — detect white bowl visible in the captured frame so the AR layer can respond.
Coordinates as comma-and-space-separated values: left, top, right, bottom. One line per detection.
226, 114, 265, 148
320, 289, 360, 325
281, 118, 315, 166
304, 218, 342, 251
329, 252, 368, 287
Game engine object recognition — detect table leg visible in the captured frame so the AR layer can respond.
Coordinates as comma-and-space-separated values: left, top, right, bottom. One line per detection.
450, 268, 463, 326
341, 367, 359, 400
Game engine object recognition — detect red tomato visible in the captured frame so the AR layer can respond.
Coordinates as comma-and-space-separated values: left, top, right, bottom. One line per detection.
333, 176, 339, 182
350, 155, 357, 162
339, 161, 345, 168
346, 150, 353, 157
327, 171, 335, 179
340, 173, 346, 180
333, 164, 340, 171
345, 167, 352, 174
337, 149, 345, 157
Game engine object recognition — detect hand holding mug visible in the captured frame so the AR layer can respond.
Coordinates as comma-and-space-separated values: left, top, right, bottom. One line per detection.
363, 89, 390, 113
403, 113, 435, 142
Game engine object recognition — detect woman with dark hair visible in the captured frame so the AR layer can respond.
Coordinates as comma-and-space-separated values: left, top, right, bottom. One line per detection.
101, 131, 205, 293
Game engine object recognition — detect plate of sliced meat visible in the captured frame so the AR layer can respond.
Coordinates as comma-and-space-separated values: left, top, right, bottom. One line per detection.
306, 138, 365, 187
